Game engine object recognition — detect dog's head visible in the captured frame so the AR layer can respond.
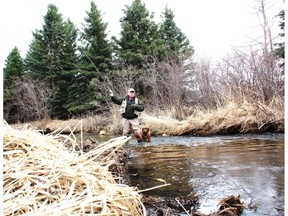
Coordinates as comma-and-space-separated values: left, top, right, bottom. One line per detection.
142, 127, 150, 135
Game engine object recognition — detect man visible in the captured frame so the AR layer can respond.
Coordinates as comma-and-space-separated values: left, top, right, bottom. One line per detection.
109, 88, 144, 143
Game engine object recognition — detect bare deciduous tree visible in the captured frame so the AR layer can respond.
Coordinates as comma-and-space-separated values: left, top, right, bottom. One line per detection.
7, 77, 52, 122
187, 0, 284, 111
142, 55, 193, 119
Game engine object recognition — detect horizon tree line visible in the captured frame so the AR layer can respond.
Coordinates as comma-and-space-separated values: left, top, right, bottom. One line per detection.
3, 0, 284, 123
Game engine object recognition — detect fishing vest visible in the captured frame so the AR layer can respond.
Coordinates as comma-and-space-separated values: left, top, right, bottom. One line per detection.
119, 97, 142, 116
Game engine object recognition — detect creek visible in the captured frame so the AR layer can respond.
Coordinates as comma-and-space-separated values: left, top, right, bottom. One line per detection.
124, 133, 284, 216
81, 133, 284, 215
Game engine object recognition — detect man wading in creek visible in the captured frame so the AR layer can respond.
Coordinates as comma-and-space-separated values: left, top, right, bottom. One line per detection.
109, 88, 144, 143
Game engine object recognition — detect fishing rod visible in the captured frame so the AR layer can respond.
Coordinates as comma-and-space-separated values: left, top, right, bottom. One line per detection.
78, 47, 114, 96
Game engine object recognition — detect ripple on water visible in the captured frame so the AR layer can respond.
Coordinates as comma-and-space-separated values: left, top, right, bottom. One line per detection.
126, 134, 284, 215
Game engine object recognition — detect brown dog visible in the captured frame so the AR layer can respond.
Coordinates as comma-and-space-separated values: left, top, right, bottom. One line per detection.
141, 127, 151, 142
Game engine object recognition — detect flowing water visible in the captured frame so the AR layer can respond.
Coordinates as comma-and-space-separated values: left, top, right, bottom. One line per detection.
123, 134, 284, 216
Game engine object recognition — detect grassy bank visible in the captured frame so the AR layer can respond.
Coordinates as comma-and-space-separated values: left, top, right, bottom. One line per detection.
11, 100, 284, 136
3, 122, 147, 215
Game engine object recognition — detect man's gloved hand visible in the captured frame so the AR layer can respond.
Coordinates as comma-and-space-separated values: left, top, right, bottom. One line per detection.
109, 89, 114, 97
131, 104, 137, 109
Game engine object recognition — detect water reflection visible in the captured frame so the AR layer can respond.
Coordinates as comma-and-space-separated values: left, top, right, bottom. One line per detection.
126, 134, 284, 216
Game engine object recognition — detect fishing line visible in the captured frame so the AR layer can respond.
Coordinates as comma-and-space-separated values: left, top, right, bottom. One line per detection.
78, 47, 114, 95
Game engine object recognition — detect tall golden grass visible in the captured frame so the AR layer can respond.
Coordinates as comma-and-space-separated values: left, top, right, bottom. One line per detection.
140, 98, 284, 136
10, 98, 284, 136
3, 121, 146, 215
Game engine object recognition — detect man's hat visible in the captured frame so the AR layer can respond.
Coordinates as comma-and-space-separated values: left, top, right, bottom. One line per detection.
128, 88, 135, 93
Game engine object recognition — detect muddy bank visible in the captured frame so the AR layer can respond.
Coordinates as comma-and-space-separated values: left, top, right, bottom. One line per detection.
140, 195, 244, 216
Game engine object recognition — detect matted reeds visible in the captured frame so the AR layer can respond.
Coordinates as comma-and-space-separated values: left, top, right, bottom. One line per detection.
3, 121, 146, 215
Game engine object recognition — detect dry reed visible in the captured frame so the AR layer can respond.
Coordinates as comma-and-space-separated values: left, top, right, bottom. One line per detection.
3, 121, 146, 215
139, 99, 284, 136
10, 98, 284, 137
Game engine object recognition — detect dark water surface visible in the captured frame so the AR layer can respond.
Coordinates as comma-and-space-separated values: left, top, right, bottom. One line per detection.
124, 134, 284, 216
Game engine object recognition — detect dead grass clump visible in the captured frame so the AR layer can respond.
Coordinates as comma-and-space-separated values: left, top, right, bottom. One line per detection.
139, 112, 184, 136
105, 106, 125, 135
3, 122, 145, 215
182, 100, 283, 135
10, 115, 112, 135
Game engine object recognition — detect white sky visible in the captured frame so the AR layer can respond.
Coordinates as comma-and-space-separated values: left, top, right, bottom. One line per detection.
0, 0, 284, 69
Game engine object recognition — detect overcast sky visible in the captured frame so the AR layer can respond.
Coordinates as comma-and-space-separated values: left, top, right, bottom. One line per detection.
0, 0, 284, 69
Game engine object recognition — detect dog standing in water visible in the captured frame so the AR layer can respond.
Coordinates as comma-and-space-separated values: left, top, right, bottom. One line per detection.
141, 127, 151, 142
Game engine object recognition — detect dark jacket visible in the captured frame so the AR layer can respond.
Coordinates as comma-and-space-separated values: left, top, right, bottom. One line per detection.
111, 95, 144, 119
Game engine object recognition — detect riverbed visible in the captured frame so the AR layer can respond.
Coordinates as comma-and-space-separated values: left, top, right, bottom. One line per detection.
123, 133, 284, 216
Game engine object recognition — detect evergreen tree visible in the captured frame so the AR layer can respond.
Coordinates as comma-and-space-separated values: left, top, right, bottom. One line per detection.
75, 1, 114, 113
25, 4, 78, 119
59, 19, 93, 116
51, 19, 79, 118
80, 1, 113, 75
62, 19, 79, 71
64, 72, 96, 115
274, 10, 284, 69
3, 47, 25, 122
114, 0, 163, 68
159, 6, 193, 60
24, 30, 47, 79
25, 4, 66, 84
3, 47, 24, 87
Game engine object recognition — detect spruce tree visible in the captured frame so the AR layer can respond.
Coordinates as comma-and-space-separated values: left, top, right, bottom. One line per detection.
274, 10, 284, 70
159, 6, 193, 60
75, 1, 114, 113
51, 19, 79, 118
25, 4, 66, 83
3, 47, 24, 87
24, 30, 47, 79
3, 47, 24, 122
80, 1, 113, 75
25, 4, 78, 119
114, 0, 163, 68
62, 19, 79, 71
